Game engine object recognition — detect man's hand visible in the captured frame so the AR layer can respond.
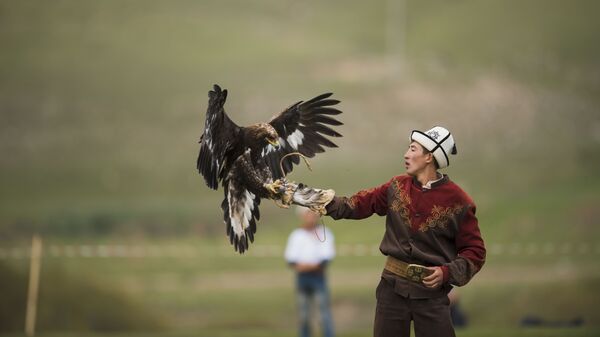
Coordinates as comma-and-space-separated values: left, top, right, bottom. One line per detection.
295, 263, 322, 273
422, 266, 444, 288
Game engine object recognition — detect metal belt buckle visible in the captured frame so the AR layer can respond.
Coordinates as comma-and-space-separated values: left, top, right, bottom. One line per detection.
406, 264, 433, 282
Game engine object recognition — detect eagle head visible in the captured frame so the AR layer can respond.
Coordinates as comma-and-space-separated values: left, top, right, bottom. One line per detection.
252, 123, 279, 147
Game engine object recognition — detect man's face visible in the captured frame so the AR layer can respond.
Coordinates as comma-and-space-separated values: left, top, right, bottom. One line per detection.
404, 141, 433, 176
300, 210, 320, 230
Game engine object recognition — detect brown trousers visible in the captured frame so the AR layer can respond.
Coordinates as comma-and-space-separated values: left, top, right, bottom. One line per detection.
374, 278, 455, 337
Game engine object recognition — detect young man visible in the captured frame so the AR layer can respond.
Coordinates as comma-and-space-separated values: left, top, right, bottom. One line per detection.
284, 206, 336, 337
324, 126, 485, 337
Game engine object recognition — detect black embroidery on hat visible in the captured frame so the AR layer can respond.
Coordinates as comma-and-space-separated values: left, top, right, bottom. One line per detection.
427, 130, 440, 140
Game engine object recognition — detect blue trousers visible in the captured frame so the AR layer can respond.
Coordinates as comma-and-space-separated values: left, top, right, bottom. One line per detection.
296, 273, 334, 337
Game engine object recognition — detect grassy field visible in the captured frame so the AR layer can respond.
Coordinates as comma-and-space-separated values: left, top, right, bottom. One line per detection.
3, 328, 600, 337
2, 236, 599, 335
1, 0, 600, 335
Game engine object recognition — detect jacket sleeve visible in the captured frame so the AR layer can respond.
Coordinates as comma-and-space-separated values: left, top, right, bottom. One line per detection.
325, 180, 390, 220
441, 204, 486, 286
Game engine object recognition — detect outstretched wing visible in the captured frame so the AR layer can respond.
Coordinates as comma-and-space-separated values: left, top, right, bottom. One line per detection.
263, 93, 343, 179
221, 177, 261, 253
197, 84, 242, 190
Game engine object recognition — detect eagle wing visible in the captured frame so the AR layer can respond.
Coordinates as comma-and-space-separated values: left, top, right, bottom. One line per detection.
263, 93, 343, 179
197, 84, 242, 190
221, 151, 263, 253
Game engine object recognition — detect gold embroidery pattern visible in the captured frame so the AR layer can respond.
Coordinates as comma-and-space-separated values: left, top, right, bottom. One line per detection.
348, 187, 376, 209
389, 178, 411, 225
419, 204, 463, 232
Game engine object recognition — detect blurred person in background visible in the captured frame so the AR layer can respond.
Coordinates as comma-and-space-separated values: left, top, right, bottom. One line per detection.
322, 126, 486, 337
285, 206, 335, 337
448, 288, 468, 328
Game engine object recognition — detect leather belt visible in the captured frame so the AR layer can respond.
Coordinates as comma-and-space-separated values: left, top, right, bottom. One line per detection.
384, 255, 433, 282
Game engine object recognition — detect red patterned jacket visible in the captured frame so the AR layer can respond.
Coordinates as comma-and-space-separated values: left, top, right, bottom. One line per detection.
325, 174, 485, 298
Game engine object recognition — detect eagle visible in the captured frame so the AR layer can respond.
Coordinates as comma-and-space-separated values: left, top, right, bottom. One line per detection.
197, 85, 343, 253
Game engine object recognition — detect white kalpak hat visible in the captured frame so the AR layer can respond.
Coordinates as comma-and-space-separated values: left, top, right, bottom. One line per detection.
410, 126, 457, 169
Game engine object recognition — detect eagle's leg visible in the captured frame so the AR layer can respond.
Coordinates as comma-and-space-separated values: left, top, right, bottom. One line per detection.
237, 150, 283, 199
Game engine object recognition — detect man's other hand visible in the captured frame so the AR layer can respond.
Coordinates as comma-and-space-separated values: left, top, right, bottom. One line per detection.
423, 266, 444, 288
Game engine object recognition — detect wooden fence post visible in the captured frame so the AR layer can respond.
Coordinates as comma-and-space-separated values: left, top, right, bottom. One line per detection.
25, 235, 42, 337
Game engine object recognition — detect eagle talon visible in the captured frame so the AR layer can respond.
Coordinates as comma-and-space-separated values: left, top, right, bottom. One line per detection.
264, 179, 284, 197
274, 199, 290, 209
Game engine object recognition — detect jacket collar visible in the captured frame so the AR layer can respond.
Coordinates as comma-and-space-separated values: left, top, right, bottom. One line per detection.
411, 173, 449, 190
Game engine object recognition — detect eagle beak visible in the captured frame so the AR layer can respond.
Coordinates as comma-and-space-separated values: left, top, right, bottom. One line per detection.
268, 139, 280, 147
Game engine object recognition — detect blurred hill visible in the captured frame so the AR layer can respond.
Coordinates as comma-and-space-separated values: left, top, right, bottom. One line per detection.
1, 0, 599, 240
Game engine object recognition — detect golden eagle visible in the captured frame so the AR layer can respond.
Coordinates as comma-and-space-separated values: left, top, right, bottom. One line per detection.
197, 85, 342, 253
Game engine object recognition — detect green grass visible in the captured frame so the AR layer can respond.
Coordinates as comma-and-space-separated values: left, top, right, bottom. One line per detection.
2, 328, 600, 337
3, 237, 599, 333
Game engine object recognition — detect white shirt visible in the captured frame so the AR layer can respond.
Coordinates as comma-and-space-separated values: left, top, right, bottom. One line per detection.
284, 226, 335, 264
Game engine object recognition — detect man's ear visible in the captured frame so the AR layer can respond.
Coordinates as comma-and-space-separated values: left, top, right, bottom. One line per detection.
425, 152, 434, 164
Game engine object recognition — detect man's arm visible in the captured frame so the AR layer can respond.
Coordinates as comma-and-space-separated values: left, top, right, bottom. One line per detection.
325, 180, 391, 220
440, 204, 486, 286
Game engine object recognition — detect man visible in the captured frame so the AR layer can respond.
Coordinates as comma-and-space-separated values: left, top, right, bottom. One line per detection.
285, 206, 335, 337
323, 126, 485, 337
